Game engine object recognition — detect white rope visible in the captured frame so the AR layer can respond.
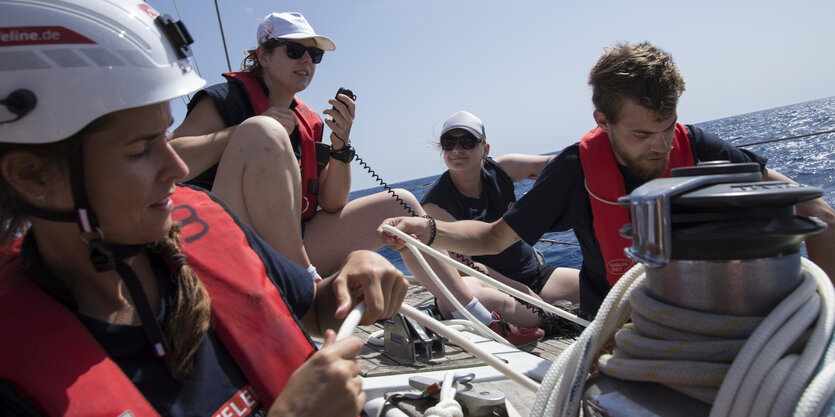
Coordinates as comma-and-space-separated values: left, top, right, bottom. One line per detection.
751, 355, 798, 417
529, 263, 646, 417
771, 259, 834, 416
381, 225, 589, 328
730, 295, 819, 416
795, 360, 835, 416
629, 286, 763, 337
366, 321, 479, 347
584, 179, 621, 206
336, 301, 366, 341
794, 259, 835, 417
337, 303, 540, 394
400, 237, 513, 347
400, 303, 540, 393
713, 258, 834, 417
366, 225, 835, 416
423, 371, 463, 417
530, 257, 834, 417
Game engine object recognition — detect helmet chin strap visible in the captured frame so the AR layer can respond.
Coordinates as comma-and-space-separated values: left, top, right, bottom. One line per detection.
23, 138, 170, 358
67, 145, 120, 272
70, 143, 170, 357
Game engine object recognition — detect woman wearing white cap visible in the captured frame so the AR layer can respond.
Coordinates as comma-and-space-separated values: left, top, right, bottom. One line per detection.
0, 2, 406, 416
170, 11, 345, 280
421, 111, 581, 335
167, 13, 545, 346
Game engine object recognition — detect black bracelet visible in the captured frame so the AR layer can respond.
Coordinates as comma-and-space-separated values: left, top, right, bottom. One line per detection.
330, 144, 355, 163
422, 215, 436, 246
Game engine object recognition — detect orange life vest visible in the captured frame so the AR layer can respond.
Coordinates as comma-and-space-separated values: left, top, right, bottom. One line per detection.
0, 185, 316, 416
223, 71, 323, 219
579, 123, 694, 286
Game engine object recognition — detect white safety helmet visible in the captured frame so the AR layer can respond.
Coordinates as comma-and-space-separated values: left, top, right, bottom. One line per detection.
0, 0, 206, 144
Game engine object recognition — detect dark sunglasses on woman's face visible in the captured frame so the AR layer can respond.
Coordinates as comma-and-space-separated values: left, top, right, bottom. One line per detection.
440, 133, 482, 150
268, 40, 325, 64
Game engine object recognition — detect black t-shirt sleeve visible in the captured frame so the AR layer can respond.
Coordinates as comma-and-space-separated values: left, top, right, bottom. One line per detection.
421, 173, 451, 207
186, 82, 254, 128
689, 125, 768, 169
503, 145, 583, 246
183, 81, 257, 191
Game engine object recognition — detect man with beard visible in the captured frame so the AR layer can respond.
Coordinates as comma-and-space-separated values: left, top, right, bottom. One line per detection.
378, 41, 835, 318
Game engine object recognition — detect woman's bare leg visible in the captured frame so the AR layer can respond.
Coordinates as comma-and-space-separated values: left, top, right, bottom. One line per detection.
538, 267, 580, 304
210, 116, 311, 268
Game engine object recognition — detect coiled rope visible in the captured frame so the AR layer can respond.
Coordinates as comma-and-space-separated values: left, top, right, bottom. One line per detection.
423, 371, 464, 417
529, 258, 835, 417
341, 229, 835, 416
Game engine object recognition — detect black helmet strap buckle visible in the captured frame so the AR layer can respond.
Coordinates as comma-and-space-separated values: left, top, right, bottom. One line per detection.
78, 226, 116, 272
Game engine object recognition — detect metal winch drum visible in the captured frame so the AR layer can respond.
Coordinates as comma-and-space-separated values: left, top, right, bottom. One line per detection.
582, 161, 826, 416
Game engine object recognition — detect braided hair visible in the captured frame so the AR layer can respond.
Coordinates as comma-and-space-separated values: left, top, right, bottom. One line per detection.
151, 223, 212, 380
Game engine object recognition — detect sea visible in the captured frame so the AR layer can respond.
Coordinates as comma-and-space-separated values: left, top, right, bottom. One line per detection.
349, 96, 835, 274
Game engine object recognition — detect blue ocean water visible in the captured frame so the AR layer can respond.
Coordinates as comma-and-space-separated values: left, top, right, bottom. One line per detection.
350, 96, 835, 274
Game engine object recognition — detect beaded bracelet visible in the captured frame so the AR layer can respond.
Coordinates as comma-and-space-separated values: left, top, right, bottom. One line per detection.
422, 214, 436, 246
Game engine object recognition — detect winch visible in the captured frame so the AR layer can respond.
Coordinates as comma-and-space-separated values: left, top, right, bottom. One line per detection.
582, 161, 826, 416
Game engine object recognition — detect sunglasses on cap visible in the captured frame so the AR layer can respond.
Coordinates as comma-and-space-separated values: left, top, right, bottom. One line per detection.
440, 133, 483, 151
267, 40, 325, 64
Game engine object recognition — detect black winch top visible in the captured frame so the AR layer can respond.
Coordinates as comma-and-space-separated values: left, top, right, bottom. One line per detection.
619, 161, 826, 264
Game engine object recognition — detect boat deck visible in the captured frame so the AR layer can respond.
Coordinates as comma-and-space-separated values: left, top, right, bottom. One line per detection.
353, 282, 577, 378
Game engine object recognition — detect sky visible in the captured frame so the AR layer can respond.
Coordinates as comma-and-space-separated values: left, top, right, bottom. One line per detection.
148, 0, 835, 191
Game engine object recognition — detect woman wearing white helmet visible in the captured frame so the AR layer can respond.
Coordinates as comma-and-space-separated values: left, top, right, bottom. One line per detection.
0, 1, 406, 416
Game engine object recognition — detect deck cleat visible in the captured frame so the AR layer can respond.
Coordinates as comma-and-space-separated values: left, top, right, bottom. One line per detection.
384, 311, 447, 364
408, 374, 507, 416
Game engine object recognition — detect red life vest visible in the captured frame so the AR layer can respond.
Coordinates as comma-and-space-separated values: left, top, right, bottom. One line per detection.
579, 123, 694, 286
223, 71, 323, 219
0, 186, 316, 416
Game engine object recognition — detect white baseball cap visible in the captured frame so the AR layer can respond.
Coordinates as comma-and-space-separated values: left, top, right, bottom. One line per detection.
257, 12, 335, 51
441, 111, 486, 141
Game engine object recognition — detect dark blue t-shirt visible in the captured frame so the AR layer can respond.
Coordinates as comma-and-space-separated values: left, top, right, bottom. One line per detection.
503, 125, 767, 317
421, 158, 541, 284
1, 222, 313, 417
184, 79, 329, 192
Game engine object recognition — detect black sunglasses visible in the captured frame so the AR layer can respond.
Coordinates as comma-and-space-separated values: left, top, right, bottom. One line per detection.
440, 133, 482, 151
267, 40, 325, 64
